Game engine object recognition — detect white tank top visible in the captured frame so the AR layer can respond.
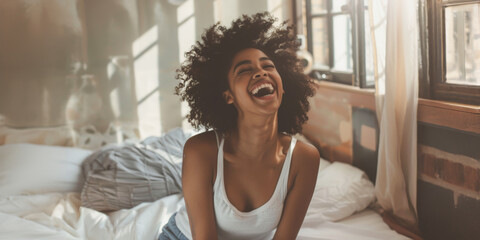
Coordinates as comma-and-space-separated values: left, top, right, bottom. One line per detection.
175, 132, 296, 240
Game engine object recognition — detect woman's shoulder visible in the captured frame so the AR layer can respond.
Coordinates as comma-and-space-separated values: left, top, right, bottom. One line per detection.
291, 136, 320, 171
182, 131, 219, 184
185, 130, 217, 146
293, 137, 319, 157
285, 135, 320, 192
184, 130, 219, 161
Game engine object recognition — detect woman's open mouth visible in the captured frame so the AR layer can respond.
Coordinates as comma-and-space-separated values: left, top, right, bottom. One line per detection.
250, 83, 275, 98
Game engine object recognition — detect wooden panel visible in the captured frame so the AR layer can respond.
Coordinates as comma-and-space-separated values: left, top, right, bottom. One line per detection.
303, 81, 377, 166
418, 98, 480, 134
314, 81, 376, 110
352, 107, 379, 183
418, 123, 480, 160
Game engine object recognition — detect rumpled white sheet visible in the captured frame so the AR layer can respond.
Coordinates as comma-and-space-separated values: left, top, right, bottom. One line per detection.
299, 209, 411, 240
0, 193, 182, 240
0, 192, 410, 240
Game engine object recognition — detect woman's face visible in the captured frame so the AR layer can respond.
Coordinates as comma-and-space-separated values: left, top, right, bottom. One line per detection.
224, 48, 284, 116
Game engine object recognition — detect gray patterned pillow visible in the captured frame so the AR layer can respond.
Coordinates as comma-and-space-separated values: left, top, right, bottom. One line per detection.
81, 128, 193, 212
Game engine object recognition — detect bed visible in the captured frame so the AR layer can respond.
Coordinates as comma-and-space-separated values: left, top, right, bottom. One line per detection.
0, 127, 411, 240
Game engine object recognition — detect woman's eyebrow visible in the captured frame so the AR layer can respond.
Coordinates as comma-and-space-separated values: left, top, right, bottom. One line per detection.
259, 57, 271, 62
232, 57, 272, 73
233, 60, 251, 73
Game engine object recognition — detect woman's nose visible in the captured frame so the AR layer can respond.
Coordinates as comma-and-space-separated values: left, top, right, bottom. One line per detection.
254, 71, 267, 79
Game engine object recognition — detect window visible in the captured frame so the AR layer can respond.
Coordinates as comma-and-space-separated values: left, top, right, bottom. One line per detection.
295, 0, 377, 88
426, 0, 480, 105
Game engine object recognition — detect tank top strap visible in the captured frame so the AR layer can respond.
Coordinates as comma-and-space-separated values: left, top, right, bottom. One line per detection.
213, 130, 220, 148
278, 137, 297, 198
213, 132, 224, 191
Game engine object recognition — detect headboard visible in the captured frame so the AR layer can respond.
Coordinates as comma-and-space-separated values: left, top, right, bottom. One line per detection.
302, 81, 379, 183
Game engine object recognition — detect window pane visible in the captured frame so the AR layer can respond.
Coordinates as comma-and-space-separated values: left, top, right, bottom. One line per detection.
311, 0, 328, 15
312, 17, 329, 68
332, 0, 349, 13
333, 14, 353, 72
445, 4, 480, 86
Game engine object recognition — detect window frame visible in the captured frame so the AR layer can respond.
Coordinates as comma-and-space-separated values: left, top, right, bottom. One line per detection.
296, 0, 370, 88
426, 0, 480, 105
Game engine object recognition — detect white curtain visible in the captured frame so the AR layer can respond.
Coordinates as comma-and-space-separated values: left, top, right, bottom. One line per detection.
371, 0, 418, 227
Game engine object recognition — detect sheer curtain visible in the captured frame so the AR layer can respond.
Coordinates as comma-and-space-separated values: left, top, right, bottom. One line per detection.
370, 0, 419, 227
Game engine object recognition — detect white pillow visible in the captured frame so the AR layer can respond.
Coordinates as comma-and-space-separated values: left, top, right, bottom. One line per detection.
308, 161, 376, 222
318, 157, 331, 172
0, 143, 92, 197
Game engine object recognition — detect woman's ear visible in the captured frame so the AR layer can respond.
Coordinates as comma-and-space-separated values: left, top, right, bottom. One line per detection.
223, 90, 234, 104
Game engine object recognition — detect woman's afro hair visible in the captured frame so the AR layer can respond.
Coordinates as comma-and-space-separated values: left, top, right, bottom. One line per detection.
175, 12, 315, 134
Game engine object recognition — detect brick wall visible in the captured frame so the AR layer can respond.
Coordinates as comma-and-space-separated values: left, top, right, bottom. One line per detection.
417, 123, 480, 240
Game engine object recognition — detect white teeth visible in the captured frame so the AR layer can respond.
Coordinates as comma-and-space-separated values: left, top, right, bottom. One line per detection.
251, 83, 274, 95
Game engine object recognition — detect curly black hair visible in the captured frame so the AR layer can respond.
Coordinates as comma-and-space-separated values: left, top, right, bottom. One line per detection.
175, 12, 315, 134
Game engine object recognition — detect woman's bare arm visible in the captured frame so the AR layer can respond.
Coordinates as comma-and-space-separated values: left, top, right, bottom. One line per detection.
182, 132, 218, 240
273, 141, 320, 240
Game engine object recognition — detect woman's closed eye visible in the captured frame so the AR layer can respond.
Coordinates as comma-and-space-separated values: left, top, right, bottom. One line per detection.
237, 64, 274, 75
238, 68, 252, 74
263, 64, 275, 69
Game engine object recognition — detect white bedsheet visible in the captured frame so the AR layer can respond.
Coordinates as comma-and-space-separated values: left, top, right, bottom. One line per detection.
0, 193, 410, 240
0, 193, 182, 240
299, 209, 410, 240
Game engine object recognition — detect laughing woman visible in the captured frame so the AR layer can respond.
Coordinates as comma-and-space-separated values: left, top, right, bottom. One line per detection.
158, 12, 320, 240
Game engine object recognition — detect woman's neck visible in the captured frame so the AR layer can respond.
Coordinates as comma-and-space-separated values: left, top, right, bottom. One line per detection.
225, 113, 282, 163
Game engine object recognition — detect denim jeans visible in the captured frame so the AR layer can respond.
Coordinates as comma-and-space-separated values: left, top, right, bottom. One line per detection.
158, 213, 189, 240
